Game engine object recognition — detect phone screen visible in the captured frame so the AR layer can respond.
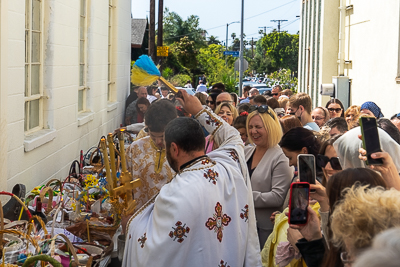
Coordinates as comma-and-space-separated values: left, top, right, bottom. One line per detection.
361, 117, 383, 165
289, 183, 309, 225
297, 154, 316, 185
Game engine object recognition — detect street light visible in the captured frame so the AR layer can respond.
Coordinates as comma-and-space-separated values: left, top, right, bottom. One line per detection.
226, 21, 240, 51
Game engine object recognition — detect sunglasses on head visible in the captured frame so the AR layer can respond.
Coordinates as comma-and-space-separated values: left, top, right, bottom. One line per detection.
248, 105, 275, 120
206, 100, 215, 105
328, 108, 342, 113
317, 154, 342, 170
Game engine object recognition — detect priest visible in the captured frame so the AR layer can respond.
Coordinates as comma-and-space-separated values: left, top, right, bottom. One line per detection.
123, 90, 262, 266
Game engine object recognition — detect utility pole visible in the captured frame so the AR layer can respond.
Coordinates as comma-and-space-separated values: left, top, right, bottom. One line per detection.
157, 0, 164, 63
149, 0, 156, 59
251, 37, 254, 58
270, 20, 288, 33
258, 26, 266, 34
239, 0, 244, 97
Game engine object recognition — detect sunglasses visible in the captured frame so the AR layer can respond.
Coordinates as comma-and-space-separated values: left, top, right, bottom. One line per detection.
328, 108, 342, 113
317, 154, 342, 170
271, 93, 279, 96
206, 100, 215, 105
248, 105, 275, 120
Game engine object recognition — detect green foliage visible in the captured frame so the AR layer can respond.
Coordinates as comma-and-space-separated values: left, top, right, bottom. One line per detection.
170, 74, 192, 87
197, 44, 234, 85
174, 36, 199, 71
249, 54, 272, 75
268, 69, 298, 91
260, 31, 299, 72
221, 72, 238, 93
207, 35, 220, 45
162, 67, 174, 79
163, 8, 206, 49
131, 60, 135, 69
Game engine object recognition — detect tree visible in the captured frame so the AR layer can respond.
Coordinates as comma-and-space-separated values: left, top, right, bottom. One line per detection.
260, 30, 299, 72
231, 32, 236, 40
173, 36, 199, 71
207, 35, 220, 45
163, 8, 206, 49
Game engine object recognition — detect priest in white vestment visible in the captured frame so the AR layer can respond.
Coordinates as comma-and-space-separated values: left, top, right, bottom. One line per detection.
123, 90, 262, 266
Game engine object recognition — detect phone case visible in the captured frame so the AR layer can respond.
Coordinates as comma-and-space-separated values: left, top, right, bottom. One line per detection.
359, 117, 383, 165
288, 182, 310, 226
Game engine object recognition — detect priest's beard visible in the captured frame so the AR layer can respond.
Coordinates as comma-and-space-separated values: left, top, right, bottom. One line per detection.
166, 147, 179, 173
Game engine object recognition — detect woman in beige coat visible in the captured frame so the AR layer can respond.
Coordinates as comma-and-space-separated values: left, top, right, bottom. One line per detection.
245, 105, 293, 248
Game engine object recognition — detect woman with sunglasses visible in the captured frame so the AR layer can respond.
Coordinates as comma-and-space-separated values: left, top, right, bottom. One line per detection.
317, 135, 343, 186
325, 98, 345, 118
206, 90, 221, 111
244, 105, 293, 248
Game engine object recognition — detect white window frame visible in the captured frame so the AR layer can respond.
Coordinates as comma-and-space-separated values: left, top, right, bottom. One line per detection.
79, 0, 88, 112
25, 0, 44, 134
108, 0, 115, 102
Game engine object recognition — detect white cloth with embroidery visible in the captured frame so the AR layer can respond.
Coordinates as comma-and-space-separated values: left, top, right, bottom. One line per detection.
126, 136, 175, 211
123, 107, 262, 267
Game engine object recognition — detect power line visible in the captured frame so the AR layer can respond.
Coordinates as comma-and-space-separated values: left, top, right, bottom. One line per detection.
280, 18, 300, 30
244, 0, 297, 20
163, 1, 297, 41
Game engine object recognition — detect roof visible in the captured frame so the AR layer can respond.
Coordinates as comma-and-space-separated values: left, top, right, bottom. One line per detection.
131, 19, 147, 48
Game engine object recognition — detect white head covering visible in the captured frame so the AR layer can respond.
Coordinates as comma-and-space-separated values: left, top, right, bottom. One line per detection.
333, 126, 400, 172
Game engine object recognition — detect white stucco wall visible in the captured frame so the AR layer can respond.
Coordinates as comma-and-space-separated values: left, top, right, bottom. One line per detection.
1, 0, 131, 192
299, 0, 400, 115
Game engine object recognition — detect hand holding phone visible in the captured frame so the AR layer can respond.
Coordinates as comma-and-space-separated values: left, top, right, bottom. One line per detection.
288, 182, 310, 225
359, 117, 383, 165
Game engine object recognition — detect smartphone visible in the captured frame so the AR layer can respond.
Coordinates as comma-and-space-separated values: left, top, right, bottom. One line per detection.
297, 154, 316, 185
359, 117, 383, 165
288, 182, 310, 225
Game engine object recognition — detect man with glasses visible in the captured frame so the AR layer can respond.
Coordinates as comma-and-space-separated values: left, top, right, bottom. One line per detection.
271, 85, 282, 100
288, 93, 320, 131
216, 92, 236, 107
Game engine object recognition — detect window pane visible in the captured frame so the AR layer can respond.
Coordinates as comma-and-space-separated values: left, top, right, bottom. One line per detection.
25, 65, 29, 96
32, 32, 40, 63
32, 0, 41, 31
29, 99, 40, 129
24, 102, 28, 131
80, 0, 86, 16
25, 0, 30, 29
80, 17, 85, 39
25, 31, 29, 63
80, 40, 84, 63
31, 64, 40, 95
78, 90, 84, 112
80, 64, 84, 86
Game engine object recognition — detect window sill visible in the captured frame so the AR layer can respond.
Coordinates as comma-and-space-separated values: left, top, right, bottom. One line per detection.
107, 101, 119, 112
77, 111, 94, 127
24, 129, 57, 152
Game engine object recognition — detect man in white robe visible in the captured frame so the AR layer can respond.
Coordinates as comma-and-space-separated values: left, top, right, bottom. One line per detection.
123, 90, 262, 266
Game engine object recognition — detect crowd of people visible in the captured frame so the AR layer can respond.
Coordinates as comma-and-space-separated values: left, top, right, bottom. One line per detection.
120, 81, 400, 267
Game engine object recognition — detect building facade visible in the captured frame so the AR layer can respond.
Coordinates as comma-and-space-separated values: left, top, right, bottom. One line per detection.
298, 0, 400, 116
0, 0, 131, 191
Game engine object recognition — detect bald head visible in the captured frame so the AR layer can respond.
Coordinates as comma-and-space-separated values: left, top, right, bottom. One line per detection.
216, 92, 235, 107
138, 87, 148, 99
249, 88, 259, 97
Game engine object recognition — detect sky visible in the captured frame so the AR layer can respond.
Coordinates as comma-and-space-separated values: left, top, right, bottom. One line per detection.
131, 0, 300, 47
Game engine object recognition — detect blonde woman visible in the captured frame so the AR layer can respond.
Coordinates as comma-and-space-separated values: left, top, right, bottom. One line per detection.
245, 105, 293, 247
205, 103, 238, 153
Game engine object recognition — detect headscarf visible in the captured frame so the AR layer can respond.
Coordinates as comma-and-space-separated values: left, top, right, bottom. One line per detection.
333, 126, 400, 172
361, 101, 384, 118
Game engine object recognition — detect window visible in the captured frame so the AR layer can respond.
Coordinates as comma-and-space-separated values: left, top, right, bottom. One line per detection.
25, 0, 43, 133
79, 0, 87, 112
108, 0, 115, 101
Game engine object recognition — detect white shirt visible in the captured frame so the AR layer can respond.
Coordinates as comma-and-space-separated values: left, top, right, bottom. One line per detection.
196, 84, 207, 92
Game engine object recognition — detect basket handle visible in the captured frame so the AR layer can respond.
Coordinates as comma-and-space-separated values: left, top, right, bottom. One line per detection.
39, 187, 54, 214
0, 191, 32, 219
21, 254, 63, 267
0, 229, 39, 252
50, 233, 80, 266
51, 206, 64, 237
